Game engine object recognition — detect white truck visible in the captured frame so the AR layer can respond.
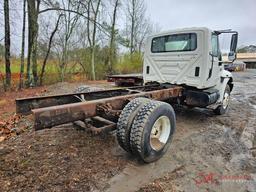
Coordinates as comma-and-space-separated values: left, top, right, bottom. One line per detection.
16, 27, 238, 163
144, 27, 238, 115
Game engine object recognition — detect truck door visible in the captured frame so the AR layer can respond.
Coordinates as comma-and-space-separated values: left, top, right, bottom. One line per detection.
209, 34, 221, 84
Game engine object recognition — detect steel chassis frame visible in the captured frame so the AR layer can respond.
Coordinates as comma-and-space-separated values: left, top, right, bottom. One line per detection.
16, 84, 182, 131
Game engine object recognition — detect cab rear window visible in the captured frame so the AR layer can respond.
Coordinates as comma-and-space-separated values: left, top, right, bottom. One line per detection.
151, 33, 197, 53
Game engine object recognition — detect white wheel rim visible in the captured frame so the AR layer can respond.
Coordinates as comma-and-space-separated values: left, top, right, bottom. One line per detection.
150, 116, 171, 151
223, 92, 230, 109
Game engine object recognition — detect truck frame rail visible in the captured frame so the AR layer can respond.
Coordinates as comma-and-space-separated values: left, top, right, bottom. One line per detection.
16, 85, 182, 131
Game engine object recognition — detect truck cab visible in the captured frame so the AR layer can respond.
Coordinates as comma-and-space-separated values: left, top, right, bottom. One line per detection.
143, 27, 238, 114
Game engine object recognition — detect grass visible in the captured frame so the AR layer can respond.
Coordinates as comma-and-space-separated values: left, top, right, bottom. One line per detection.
0, 58, 60, 74
0, 58, 82, 88
0, 53, 143, 89
0, 58, 21, 74
114, 52, 143, 74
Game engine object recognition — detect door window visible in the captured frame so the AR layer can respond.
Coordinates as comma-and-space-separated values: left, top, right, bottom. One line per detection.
211, 34, 219, 57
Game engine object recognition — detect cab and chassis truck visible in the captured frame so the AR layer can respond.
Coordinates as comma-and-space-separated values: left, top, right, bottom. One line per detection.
16, 27, 238, 163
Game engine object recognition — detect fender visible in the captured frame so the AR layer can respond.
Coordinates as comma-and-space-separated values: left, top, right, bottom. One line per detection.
221, 69, 232, 80
217, 70, 233, 103
221, 70, 233, 91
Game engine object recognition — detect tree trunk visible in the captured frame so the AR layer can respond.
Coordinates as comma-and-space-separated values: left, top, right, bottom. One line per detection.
108, 0, 119, 75
91, 47, 95, 80
31, 26, 38, 86
130, 0, 135, 55
4, 0, 11, 88
86, 0, 94, 80
32, 0, 40, 86
90, 0, 101, 80
19, 0, 26, 89
27, 0, 40, 86
60, 44, 67, 82
87, 1, 92, 48
40, 14, 62, 85
26, 0, 32, 86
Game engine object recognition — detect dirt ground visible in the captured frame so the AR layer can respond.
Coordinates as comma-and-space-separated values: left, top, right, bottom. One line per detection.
0, 70, 255, 192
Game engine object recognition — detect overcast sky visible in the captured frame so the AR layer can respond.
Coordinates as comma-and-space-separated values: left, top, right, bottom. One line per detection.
1, 0, 255, 54
145, 0, 256, 47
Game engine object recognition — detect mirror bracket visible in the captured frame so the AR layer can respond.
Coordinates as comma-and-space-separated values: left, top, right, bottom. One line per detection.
228, 51, 237, 62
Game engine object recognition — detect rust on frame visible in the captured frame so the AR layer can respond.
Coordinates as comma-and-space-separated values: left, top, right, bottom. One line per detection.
32, 86, 182, 130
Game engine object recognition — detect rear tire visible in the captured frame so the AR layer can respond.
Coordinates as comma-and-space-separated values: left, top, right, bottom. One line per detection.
116, 97, 150, 153
214, 84, 231, 115
130, 101, 176, 163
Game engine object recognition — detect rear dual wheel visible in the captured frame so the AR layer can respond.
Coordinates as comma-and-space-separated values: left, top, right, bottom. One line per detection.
116, 98, 150, 153
117, 98, 176, 163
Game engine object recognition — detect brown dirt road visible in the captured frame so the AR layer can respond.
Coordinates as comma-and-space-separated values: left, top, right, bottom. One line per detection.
0, 70, 256, 192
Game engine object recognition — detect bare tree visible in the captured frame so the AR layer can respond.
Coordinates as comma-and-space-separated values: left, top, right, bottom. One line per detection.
19, 0, 26, 89
56, 0, 81, 81
0, 0, 158, 89
108, 0, 120, 74
136, 18, 155, 53
4, 0, 11, 88
125, 0, 149, 55
87, 0, 101, 80
39, 14, 62, 85
39, 0, 111, 80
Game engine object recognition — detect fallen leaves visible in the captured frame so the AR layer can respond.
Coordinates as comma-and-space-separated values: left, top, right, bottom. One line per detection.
0, 99, 7, 106
0, 114, 22, 142
0, 136, 5, 142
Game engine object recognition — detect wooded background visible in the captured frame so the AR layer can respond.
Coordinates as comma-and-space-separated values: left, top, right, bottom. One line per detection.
0, 0, 159, 90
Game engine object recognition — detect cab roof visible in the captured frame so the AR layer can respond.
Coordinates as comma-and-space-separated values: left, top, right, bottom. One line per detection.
149, 27, 212, 38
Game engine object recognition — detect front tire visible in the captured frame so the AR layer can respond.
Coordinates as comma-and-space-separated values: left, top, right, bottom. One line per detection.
214, 84, 231, 115
130, 101, 176, 163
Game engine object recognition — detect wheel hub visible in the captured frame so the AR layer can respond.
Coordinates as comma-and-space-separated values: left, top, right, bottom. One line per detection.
223, 92, 230, 109
150, 116, 171, 151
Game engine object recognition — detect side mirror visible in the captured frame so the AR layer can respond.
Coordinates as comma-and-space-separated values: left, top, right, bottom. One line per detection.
228, 33, 238, 62
228, 51, 236, 62
230, 34, 238, 52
